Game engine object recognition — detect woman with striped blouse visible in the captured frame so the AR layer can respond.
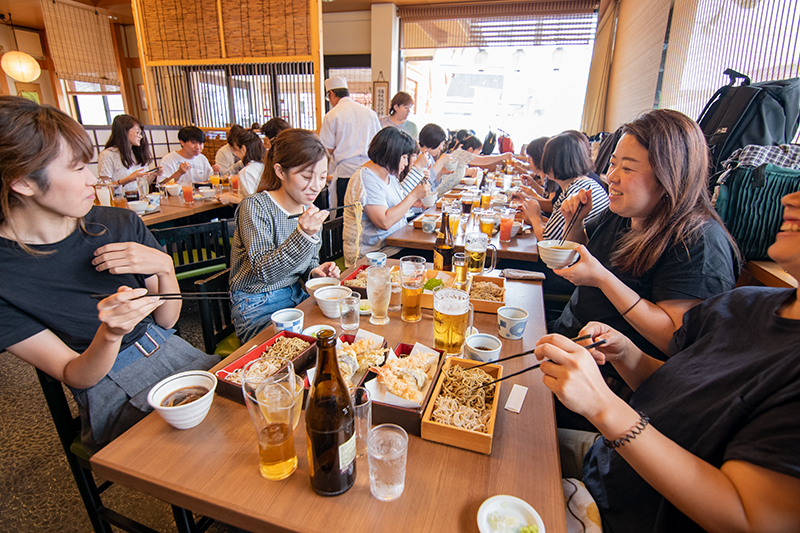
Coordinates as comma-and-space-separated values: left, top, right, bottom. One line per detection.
229, 129, 340, 343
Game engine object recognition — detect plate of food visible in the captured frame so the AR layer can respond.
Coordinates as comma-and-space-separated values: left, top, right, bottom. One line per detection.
359, 300, 372, 315
477, 495, 545, 533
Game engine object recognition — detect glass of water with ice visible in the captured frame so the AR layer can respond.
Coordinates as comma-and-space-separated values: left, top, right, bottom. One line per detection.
367, 424, 408, 501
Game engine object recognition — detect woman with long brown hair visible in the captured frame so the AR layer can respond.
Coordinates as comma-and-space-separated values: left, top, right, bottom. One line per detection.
0, 96, 216, 455
97, 114, 160, 193
551, 109, 739, 359
229, 129, 340, 343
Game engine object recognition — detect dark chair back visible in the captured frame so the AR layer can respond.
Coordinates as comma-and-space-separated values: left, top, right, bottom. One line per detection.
195, 268, 239, 356
320, 217, 344, 264
35, 369, 212, 533
150, 220, 231, 281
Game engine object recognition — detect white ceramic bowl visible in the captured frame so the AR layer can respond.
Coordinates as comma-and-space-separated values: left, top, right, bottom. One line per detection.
305, 277, 342, 304
200, 188, 216, 199
510, 221, 521, 238
538, 239, 580, 269
165, 184, 181, 196
303, 324, 337, 338
127, 200, 148, 215
462, 177, 477, 186
421, 193, 437, 208
314, 286, 352, 318
270, 308, 304, 333
465, 333, 503, 363
147, 370, 217, 430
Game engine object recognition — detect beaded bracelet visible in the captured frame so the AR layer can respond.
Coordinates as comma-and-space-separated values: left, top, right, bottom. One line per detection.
620, 296, 643, 317
602, 411, 650, 449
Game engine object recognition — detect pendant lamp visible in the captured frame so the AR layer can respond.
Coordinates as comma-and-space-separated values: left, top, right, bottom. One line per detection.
1, 14, 41, 83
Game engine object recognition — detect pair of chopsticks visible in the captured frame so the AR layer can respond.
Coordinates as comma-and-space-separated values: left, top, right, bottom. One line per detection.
287, 204, 356, 219
558, 189, 589, 246
90, 292, 230, 301
472, 336, 607, 390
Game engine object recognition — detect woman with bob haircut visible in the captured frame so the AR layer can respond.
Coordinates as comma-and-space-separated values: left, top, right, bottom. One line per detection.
0, 97, 217, 455
229, 129, 340, 343
342, 127, 430, 267
551, 109, 739, 361
417, 123, 453, 190
232, 128, 267, 199
379, 91, 418, 139
97, 114, 159, 193
518, 132, 609, 242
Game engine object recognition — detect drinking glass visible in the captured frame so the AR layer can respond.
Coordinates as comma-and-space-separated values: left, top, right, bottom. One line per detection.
367, 424, 408, 501
433, 287, 474, 355
353, 387, 372, 459
452, 252, 467, 288
499, 209, 515, 242
460, 192, 473, 215
180, 180, 194, 205
479, 210, 497, 238
389, 282, 402, 313
400, 256, 426, 323
94, 182, 112, 206
367, 266, 391, 325
464, 232, 498, 275
242, 357, 297, 480
339, 294, 361, 331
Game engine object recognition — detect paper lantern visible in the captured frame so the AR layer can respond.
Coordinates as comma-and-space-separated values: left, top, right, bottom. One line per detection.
2, 51, 41, 83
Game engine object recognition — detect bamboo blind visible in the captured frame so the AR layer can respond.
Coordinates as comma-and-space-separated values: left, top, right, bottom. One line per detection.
221, 0, 311, 58
400, 1, 598, 49
39, 0, 119, 85
661, 0, 800, 140
137, 0, 222, 62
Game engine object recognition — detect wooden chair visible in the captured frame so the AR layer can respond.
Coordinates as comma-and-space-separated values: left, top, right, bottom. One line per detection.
195, 268, 241, 357
35, 369, 213, 533
320, 216, 344, 264
150, 220, 231, 283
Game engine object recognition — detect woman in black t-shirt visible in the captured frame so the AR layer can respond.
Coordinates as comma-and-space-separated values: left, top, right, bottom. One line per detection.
551, 109, 739, 356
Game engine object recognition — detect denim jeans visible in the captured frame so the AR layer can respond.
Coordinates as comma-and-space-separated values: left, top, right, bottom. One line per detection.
231, 282, 308, 344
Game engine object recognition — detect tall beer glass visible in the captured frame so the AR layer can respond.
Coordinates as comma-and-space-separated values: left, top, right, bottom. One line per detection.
464, 232, 498, 275
367, 266, 391, 325
433, 287, 473, 355
400, 256, 426, 323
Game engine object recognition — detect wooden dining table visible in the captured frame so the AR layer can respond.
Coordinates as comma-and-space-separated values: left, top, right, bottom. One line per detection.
385, 208, 540, 262
141, 194, 232, 227
91, 261, 566, 533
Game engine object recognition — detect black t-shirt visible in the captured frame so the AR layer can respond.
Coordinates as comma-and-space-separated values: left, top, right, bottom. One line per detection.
551, 209, 736, 359
0, 207, 161, 353
583, 287, 800, 533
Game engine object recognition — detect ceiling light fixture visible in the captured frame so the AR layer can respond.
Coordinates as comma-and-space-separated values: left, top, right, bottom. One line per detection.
0, 13, 41, 83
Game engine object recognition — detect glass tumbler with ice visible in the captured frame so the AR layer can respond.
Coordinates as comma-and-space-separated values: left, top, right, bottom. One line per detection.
367, 424, 408, 501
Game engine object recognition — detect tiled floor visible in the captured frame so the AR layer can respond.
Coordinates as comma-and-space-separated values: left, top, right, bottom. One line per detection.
0, 300, 234, 533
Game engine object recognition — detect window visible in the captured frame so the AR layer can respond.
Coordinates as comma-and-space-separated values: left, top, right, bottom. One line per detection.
62, 80, 125, 126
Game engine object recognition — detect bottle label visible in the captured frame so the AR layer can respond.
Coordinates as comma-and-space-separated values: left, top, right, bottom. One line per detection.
339, 433, 356, 473
433, 250, 444, 271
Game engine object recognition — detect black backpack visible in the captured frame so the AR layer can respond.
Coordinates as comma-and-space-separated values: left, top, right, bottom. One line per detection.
697, 68, 800, 184
481, 130, 497, 155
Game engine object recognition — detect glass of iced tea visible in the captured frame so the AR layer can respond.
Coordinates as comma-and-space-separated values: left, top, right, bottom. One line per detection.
242, 358, 298, 481
499, 208, 515, 242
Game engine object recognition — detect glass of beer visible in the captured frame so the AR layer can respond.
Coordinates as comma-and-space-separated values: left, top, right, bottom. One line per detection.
479, 211, 497, 238
242, 357, 298, 481
433, 287, 474, 355
465, 232, 498, 275
400, 256, 426, 323
452, 252, 467, 288
367, 266, 392, 325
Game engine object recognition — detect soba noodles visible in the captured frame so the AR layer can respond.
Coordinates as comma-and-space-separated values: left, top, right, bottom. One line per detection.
431, 365, 495, 433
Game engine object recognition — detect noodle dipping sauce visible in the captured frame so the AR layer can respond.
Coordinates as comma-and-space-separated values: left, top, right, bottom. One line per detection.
147, 370, 217, 430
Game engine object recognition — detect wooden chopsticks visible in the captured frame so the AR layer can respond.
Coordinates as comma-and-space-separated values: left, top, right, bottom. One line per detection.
287, 204, 357, 219
90, 292, 230, 301
472, 338, 607, 390
558, 188, 589, 246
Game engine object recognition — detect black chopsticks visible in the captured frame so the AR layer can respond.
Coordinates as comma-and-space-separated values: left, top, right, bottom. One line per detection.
469, 334, 591, 369
287, 204, 357, 219
90, 292, 230, 301
473, 338, 607, 390
558, 189, 589, 246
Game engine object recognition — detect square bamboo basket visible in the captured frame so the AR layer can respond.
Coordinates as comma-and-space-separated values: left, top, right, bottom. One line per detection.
465, 275, 506, 313
421, 357, 502, 454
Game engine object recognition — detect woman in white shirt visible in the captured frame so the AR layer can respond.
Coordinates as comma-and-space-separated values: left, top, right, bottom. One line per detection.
233, 128, 267, 200
97, 115, 159, 193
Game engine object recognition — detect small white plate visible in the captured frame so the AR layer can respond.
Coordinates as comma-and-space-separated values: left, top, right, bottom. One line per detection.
302, 324, 336, 338
477, 495, 545, 533
359, 301, 372, 315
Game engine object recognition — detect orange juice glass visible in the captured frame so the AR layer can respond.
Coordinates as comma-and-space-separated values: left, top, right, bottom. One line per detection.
182, 184, 195, 205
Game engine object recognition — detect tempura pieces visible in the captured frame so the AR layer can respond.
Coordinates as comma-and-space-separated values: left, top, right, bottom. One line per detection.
370, 350, 437, 404
337, 338, 389, 389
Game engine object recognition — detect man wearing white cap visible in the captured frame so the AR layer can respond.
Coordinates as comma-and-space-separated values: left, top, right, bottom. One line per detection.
319, 76, 381, 209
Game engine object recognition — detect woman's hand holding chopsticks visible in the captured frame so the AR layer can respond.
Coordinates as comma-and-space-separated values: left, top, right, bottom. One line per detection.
296, 205, 329, 236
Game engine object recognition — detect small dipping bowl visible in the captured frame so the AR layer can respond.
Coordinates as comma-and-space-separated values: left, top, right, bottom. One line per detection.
464, 334, 503, 363
314, 286, 353, 318
497, 306, 529, 340
510, 221, 521, 238
421, 217, 436, 234
365, 252, 387, 267
200, 188, 216, 199
147, 370, 217, 430
270, 308, 304, 333
537, 239, 580, 270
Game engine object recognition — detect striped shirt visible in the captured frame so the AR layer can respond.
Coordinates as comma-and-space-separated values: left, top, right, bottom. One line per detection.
543, 178, 610, 241
229, 191, 321, 294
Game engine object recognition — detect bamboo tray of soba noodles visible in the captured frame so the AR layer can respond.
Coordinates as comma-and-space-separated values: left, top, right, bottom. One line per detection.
421, 357, 502, 454
465, 275, 506, 314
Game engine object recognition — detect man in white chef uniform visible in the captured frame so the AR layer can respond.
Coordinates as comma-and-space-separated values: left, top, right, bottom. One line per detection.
319, 77, 381, 210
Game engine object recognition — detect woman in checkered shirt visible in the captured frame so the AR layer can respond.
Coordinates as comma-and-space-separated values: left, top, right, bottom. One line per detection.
229, 129, 341, 343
